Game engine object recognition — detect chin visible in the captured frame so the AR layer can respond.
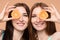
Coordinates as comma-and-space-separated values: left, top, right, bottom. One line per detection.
15, 28, 26, 31
34, 26, 46, 31
14, 26, 27, 31
36, 28, 45, 31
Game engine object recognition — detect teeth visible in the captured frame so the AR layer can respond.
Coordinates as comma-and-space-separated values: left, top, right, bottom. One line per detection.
36, 23, 44, 25
35, 22, 44, 27
36, 24, 42, 27
17, 23, 24, 26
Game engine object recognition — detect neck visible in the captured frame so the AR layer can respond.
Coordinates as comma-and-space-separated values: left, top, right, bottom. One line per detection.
13, 29, 24, 40
37, 30, 48, 40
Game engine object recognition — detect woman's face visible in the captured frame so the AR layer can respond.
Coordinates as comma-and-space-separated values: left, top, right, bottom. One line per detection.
12, 6, 28, 31
31, 7, 47, 31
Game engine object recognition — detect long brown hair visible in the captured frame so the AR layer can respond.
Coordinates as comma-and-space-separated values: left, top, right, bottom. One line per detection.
29, 2, 56, 40
3, 3, 30, 40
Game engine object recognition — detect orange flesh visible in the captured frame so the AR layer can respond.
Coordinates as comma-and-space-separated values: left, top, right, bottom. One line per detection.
38, 10, 48, 19
11, 9, 21, 19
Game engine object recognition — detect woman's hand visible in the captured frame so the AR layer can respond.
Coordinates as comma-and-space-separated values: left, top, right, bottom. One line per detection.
44, 4, 60, 23
0, 2, 15, 22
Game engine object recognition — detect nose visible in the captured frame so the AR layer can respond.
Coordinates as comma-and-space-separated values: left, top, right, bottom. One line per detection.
36, 18, 40, 22
36, 17, 42, 22
19, 16, 24, 22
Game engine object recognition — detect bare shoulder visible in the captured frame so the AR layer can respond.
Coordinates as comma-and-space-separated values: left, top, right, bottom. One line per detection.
53, 32, 60, 36
51, 32, 60, 40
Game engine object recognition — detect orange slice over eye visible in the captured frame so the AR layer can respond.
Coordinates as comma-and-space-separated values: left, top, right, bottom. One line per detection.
11, 9, 21, 19
38, 10, 48, 20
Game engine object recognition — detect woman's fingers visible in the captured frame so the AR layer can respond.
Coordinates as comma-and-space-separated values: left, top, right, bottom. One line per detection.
6, 6, 15, 13
2, 17, 14, 22
7, 6, 15, 9
0, 2, 9, 20
44, 7, 53, 11
7, 8, 14, 13
51, 4, 56, 10
1, 2, 9, 14
43, 14, 60, 23
43, 18, 52, 21
51, 4, 60, 19
44, 18, 56, 22
6, 18, 14, 21
44, 7, 54, 14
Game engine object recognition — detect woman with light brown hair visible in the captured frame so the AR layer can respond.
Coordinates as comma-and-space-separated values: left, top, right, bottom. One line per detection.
29, 2, 60, 40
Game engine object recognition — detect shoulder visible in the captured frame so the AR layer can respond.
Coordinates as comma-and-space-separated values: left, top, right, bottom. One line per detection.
51, 32, 60, 40
53, 32, 60, 37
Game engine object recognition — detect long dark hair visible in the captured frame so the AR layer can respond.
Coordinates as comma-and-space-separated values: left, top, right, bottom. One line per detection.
29, 2, 56, 40
3, 3, 30, 40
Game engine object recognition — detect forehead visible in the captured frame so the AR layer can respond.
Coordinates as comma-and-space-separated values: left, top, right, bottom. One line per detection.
32, 7, 42, 14
15, 7, 27, 13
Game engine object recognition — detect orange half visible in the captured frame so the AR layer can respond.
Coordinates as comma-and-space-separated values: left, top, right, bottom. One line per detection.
11, 9, 21, 19
38, 10, 48, 20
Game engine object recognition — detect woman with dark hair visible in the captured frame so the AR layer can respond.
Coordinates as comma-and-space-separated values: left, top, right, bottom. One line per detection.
30, 2, 60, 40
2, 3, 30, 40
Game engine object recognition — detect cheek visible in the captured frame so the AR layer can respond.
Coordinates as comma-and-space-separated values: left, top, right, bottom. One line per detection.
12, 20, 17, 26
12, 20, 17, 23
12, 20, 19, 27
43, 23, 47, 27
23, 17, 28, 22
31, 18, 36, 23
42, 22, 47, 29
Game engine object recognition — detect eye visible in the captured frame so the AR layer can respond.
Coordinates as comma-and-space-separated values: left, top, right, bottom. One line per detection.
23, 13, 28, 17
32, 14, 36, 18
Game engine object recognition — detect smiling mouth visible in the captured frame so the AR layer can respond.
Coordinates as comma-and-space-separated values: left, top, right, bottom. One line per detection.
17, 23, 25, 26
34, 22, 44, 27
34, 22, 44, 25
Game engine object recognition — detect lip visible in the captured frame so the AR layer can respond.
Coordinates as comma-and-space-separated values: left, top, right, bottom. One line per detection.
34, 21, 44, 25
34, 22, 44, 27
17, 22, 25, 26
